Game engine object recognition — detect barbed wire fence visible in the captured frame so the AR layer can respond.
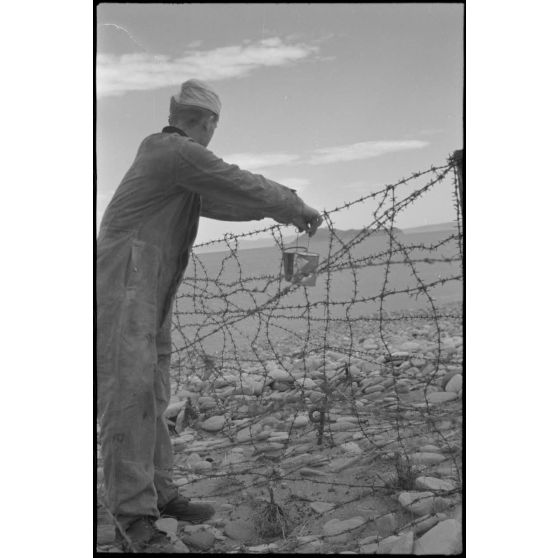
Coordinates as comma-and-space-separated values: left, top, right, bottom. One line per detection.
158, 153, 462, 552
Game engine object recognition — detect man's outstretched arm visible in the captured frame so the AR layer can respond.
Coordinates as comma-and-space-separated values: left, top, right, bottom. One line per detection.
174, 139, 323, 236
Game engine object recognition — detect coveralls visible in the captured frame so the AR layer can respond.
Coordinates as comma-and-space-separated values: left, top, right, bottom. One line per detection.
97, 126, 305, 527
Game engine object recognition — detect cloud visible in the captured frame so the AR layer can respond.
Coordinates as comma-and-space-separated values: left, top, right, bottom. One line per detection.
307, 140, 429, 165
222, 152, 300, 172
221, 139, 428, 173
97, 38, 319, 97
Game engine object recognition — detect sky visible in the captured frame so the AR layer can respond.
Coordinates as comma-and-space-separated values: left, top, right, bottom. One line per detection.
96, 3, 463, 244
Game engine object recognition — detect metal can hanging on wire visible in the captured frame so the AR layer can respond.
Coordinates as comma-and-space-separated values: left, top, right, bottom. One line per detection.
282, 246, 319, 286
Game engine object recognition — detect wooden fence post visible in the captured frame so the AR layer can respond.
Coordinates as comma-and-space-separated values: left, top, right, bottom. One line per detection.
452, 149, 464, 216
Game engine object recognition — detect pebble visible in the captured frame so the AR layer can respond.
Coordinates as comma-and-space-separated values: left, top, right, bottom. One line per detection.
236, 423, 262, 442
268, 367, 293, 382
295, 377, 317, 390
374, 513, 397, 536
414, 519, 462, 555
415, 476, 456, 492
197, 396, 217, 411
246, 542, 280, 552
328, 456, 361, 472
292, 415, 309, 428
340, 441, 363, 455
96, 525, 115, 545
223, 519, 256, 543
399, 341, 422, 352
440, 371, 460, 390
426, 391, 459, 404
418, 444, 442, 453
155, 517, 178, 537
409, 452, 447, 467
323, 516, 366, 537
389, 531, 414, 554
377, 535, 399, 553
299, 467, 328, 477
181, 525, 215, 550
399, 491, 451, 516
445, 374, 462, 393
172, 540, 190, 552
190, 460, 212, 473
310, 501, 335, 514
200, 415, 226, 432
398, 491, 436, 516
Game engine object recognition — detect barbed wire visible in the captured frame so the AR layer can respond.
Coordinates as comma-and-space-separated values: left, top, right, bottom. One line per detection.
98, 154, 463, 552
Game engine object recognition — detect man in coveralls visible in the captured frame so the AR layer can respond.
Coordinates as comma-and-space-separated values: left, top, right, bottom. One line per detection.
97, 79, 323, 552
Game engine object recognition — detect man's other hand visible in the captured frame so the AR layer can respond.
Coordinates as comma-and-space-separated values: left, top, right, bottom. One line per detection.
293, 204, 323, 237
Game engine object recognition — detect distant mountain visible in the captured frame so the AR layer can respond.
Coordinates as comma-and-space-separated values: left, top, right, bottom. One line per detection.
286, 227, 402, 246
194, 222, 456, 253
401, 222, 458, 234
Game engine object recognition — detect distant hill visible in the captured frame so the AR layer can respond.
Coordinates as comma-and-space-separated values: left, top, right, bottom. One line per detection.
194, 223, 459, 254
401, 222, 458, 234
285, 227, 402, 246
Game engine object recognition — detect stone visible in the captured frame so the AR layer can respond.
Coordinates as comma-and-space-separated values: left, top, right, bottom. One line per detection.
399, 491, 451, 516
172, 540, 190, 552
268, 431, 289, 442
271, 381, 291, 392
362, 338, 378, 350
246, 543, 280, 552
389, 531, 414, 554
155, 517, 178, 537
297, 537, 323, 554
200, 415, 226, 432
191, 460, 212, 473
181, 525, 215, 550
360, 542, 379, 553
310, 501, 335, 514
415, 476, 456, 492
377, 535, 400, 553
440, 371, 460, 390
409, 452, 447, 466
224, 519, 257, 543
295, 377, 317, 390
419, 444, 442, 453
299, 467, 328, 477
411, 514, 442, 536
398, 492, 436, 516
328, 456, 361, 472
164, 400, 185, 419
292, 415, 309, 428
426, 391, 459, 404
364, 384, 384, 394
374, 513, 397, 536
340, 441, 363, 455
268, 368, 293, 382
197, 396, 217, 411
97, 524, 115, 545
445, 374, 463, 393
323, 516, 366, 537
414, 519, 462, 555
399, 341, 422, 352
236, 423, 262, 442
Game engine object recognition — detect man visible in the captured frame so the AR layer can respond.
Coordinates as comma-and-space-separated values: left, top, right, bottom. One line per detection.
97, 79, 323, 552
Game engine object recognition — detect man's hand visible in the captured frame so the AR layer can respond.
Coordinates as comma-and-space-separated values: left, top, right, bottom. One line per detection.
292, 204, 323, 237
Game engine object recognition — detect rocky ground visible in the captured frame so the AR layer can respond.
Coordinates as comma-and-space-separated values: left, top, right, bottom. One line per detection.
96, 303, 463, 554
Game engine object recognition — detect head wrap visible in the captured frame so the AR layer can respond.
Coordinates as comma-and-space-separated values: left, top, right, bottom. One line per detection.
170, 79, 221, 118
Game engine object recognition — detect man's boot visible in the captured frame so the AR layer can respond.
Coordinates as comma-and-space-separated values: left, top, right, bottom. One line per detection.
159, 495, 215, 524
115, 516, 178, 553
